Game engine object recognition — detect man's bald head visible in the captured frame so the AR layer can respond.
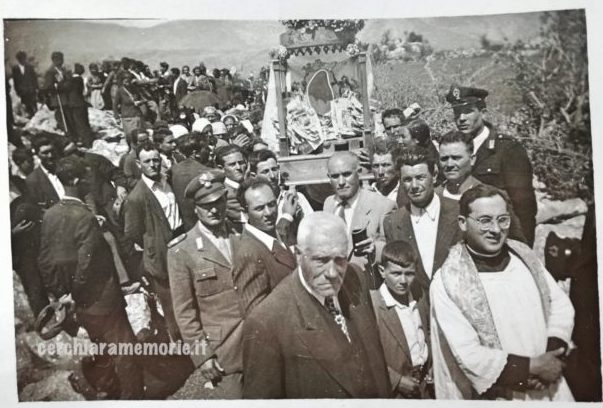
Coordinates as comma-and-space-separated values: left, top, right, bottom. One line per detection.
296, 212, 349, 297
327, 151, 359, 171
327, 152, 361, 201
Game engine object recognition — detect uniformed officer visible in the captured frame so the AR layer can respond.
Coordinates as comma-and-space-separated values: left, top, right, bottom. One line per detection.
167, 170, 246, 398
446, 84, 537, 246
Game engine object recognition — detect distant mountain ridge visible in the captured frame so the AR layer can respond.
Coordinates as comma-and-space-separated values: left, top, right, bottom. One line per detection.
4, 13, 543, 74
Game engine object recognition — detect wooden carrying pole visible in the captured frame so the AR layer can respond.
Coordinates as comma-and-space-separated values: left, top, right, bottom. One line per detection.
272, 60, 290, 156
357, 52, 374, 153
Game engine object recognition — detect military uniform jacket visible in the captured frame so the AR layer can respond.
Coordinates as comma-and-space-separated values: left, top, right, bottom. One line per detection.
472, 124, 537, 245
168, 224, 244, 372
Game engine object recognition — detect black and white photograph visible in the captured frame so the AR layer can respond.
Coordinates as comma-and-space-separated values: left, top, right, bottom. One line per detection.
1, 0, 601, 404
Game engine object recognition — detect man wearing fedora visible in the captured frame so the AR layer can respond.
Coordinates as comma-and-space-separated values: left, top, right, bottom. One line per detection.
446, 84, 537, 246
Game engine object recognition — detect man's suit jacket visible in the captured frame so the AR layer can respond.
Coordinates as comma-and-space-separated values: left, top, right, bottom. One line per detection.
242, 266, 391, 398
168, 157, 211, 231
12, 64, 38, 96
123, 179, 174, 281
324, 188, 397, 266
370, 287, 430, 396
168, 224, 244, 372
231, 227, 296, 293
25, 166, 61, 210
383, 197, 462, 291
38, 199, 123, 315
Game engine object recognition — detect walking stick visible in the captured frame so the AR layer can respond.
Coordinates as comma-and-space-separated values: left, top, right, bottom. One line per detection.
54, 82, 69, 135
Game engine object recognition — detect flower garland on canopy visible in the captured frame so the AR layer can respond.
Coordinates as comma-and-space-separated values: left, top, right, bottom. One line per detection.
281, 19, 365, 34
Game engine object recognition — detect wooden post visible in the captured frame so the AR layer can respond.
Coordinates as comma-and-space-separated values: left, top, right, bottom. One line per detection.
357, 52, 374, 154
273, 59, 289, 156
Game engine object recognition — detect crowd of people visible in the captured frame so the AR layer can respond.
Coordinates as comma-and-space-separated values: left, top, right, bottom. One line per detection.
6, 49, 600, 402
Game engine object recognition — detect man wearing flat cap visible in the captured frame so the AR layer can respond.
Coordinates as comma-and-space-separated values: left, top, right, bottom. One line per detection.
446, 84, 537, 246
168, 170, 265, 398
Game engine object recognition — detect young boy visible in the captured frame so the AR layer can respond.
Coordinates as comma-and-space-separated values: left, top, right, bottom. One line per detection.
370, 240, 432, 398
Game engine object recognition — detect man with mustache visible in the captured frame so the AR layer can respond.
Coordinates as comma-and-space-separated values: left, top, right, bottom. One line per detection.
431, 184, 574, 401
383, 146, 462, 292
446, 84, 536, 246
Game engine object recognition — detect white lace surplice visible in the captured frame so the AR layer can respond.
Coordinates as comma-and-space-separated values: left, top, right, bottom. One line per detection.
477, 255, 574, 401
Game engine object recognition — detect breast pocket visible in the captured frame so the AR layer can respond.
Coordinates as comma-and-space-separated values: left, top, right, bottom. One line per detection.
474, 157, 502, 186
194, 266, 223, 297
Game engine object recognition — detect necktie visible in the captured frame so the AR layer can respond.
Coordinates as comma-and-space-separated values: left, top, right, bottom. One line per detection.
335, 200, 347, 223
324, 296, 351, 342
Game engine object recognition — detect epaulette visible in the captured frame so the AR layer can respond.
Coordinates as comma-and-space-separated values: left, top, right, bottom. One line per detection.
168, 233, 187, 248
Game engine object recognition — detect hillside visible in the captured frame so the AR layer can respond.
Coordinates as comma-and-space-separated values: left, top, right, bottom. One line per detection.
4, 12, 543, 74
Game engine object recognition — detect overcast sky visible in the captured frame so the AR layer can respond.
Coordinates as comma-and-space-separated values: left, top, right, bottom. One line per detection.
88, 19, 166, 28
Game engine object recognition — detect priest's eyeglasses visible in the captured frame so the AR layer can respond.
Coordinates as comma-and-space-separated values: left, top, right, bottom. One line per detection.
467, 214, 511, 231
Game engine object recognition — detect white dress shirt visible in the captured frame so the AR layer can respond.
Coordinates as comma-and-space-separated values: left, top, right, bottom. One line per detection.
142, 174, 182, 231
410, 194, 440, 278
472, 126, 490, 156
40, 164, 65, 199
244, 223, 285, 252
379, 283, 428, 367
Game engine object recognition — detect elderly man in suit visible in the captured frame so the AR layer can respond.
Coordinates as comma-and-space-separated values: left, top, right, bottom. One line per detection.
38, 156, 143, 399
242, 211, 391, 398
383, 146, 462, 292
123, 144, 183, 341
232, 177, 296, 295
12, 50, 38, 117
370, 240, 431, 399
446, 84, 537, 246
168, 170, 247, 399
324, 152, 397, 288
